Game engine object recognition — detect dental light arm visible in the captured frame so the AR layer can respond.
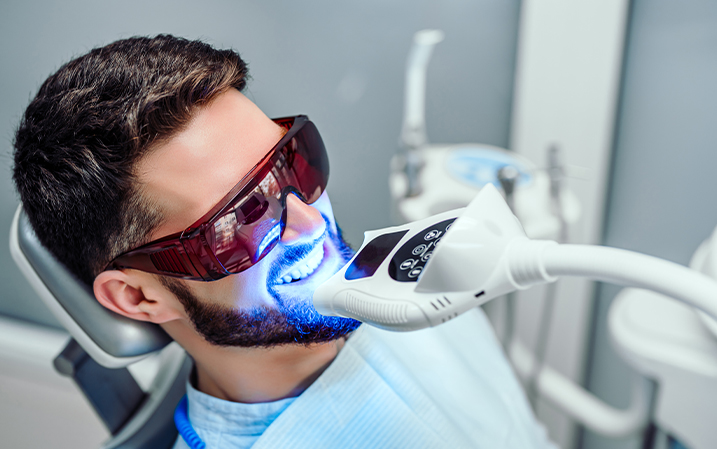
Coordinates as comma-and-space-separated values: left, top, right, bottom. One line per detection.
401, 29, 444, 150
540, 244, 717, 317
313, 184, 717, 330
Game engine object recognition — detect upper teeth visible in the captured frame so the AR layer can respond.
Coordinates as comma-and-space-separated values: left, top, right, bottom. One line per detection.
276, 245, 324, 284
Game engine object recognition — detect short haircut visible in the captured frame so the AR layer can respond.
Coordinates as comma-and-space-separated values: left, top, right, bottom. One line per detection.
13, 35, 249, 285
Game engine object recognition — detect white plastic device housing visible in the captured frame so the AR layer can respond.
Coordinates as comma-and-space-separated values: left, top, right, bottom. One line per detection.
313, 184, 533, 331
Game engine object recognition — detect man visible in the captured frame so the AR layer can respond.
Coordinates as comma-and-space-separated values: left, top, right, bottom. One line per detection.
13, 35, 554, 448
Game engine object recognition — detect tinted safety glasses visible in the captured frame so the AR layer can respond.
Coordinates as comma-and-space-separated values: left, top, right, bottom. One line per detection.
106, 115, 329, 281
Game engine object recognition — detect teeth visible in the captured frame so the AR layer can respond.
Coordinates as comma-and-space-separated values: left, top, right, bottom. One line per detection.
276, 245, 325, 284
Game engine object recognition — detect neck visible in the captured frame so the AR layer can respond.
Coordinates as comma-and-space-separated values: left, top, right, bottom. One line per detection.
163, 320, 346, 403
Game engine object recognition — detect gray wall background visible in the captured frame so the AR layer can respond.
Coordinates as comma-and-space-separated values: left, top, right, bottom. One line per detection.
0, 1, 521, 327
582, 1, 717, 448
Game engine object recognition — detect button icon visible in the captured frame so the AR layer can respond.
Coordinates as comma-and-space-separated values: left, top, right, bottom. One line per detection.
408, 266, 423, 278
445, 223, 452, 232
421, 251, 433, 262
424, 230, 441, 241
400, 259, 415, 270
412, 244, 427, 255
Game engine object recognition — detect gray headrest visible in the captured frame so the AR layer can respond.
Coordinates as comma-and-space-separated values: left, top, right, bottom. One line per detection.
10, 205, 172, 368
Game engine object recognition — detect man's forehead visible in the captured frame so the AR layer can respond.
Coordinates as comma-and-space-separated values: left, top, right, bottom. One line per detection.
137, 90, 284, 239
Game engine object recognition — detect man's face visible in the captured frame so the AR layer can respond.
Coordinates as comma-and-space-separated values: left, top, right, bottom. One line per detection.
137, 89, 359, 346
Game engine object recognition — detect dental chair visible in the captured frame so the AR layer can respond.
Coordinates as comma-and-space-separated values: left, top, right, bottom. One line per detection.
9, 205, 192, 449
609, 226, 717, 449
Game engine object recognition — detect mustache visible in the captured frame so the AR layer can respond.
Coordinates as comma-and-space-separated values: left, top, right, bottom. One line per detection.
266, 214, 331, 283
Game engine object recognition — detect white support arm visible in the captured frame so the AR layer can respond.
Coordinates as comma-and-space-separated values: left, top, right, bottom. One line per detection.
401, 29, 444, 149
539, 244, 717, 321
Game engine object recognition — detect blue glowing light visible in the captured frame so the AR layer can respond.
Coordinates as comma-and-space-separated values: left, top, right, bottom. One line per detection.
256, 222, 282, 259
262, 213, 361, 342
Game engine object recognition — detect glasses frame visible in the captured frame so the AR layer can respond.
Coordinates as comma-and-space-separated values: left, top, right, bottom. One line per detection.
105, 115, 328, 281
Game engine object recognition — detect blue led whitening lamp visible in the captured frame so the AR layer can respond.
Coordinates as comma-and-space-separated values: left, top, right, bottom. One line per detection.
313, 184, 538, 331
313, 184, 717, 332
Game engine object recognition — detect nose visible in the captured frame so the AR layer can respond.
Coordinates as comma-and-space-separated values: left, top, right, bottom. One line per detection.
281, 193, 326, 245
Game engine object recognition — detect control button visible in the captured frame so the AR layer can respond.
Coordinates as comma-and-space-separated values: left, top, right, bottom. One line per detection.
445, 223, 452, 231
412, 244, 427, 255
433, 238, 441, 247
424, 230, 441, 241
388, 217, 456, 283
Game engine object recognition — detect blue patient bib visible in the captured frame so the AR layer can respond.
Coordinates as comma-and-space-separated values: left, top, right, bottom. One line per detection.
174, 309, 555, 449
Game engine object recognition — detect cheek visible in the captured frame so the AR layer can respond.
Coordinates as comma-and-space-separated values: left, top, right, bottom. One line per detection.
185, 265, 272, 309
175, 194, 338, 310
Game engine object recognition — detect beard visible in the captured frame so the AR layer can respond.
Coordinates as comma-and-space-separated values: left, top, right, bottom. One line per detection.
160, 219, 361, 347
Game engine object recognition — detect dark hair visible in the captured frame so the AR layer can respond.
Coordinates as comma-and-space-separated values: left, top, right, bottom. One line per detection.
13, 35, 249, 285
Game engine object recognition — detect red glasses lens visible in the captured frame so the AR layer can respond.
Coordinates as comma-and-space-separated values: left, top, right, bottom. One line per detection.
199, 118, 329, 277
206, 195, 284, 274
287, 120, 329, 204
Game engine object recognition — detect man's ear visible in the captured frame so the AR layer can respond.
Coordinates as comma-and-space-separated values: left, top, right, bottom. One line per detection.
93, 270, 184, 324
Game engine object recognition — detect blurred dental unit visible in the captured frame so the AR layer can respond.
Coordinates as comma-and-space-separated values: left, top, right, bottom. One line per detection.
2, 2, 717, 449
368, 29, 717, 449
312, 29, 717, 449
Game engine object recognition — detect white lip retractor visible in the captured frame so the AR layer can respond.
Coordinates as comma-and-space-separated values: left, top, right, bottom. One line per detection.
313, 184, 717, 331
